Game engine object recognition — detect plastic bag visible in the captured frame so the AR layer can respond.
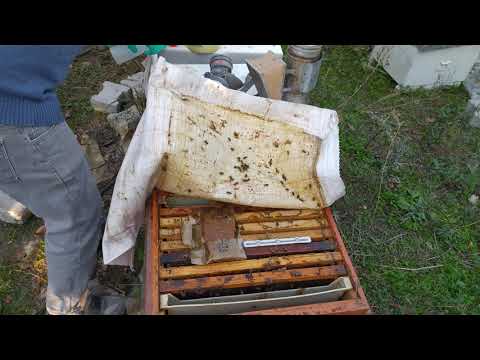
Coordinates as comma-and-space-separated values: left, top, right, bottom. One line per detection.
181, 208, 246, 265
0, 190, 31, 224
201, 208, 246, 264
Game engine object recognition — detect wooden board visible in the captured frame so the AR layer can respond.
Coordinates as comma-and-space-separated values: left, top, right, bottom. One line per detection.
161, 251, 192, 266
160, 252, 342, 280
160, 216, 189, 229
160, 227, 333, 239
160, 209, 328, 229
235, 209, 322, 223
244, 240, 336, 258
239, 219, 327, 235
160, 215, 328, 231
160, 228, 181, 237
160, 240, 190, 252
159, 208, 193, 217
160, 228, 335, 252
240, 228, 333, 241
160, 265, 347, 294
144, 191, 160, 314
239, 299, 370, 315
158, 205, 275, 218
160, 240, 337, 266
324, 208, 369, 308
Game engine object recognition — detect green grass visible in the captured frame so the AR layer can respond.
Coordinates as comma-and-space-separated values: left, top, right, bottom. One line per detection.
0, 266, 36, 314
309, 46, 480, 314
2, 46, 479, 314
0, 218, 44, 314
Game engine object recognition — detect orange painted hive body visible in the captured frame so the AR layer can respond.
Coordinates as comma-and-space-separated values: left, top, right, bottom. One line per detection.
144, 190, 370, 315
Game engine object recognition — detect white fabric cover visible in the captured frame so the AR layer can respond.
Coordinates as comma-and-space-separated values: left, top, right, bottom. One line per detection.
102, 57, 345, 267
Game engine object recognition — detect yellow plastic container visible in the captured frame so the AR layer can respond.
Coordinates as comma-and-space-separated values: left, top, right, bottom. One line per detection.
184, 45, 220, 54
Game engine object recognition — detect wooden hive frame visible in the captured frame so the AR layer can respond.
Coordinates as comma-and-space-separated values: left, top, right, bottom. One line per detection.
144, 189, 371, 315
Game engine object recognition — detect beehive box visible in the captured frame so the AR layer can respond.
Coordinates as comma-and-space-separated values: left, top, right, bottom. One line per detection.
143, 189, 370, 315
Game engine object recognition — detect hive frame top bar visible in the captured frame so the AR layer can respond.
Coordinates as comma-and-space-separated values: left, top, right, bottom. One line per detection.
243, 236, 312, 248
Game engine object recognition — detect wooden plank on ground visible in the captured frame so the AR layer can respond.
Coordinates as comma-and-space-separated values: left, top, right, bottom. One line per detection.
160, 265, 347, 294
238, 299, 370, 315
234, 210, 324, 224
240, 228, 333, 241
239, 219, 327, 235
160, 252, 342, 280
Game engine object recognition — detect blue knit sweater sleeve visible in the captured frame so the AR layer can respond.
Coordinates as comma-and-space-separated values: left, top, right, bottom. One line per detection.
0, 45, 84, 127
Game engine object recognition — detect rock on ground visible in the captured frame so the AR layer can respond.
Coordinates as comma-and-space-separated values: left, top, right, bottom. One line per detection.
106, 105, 141, 153
120, 72, 145, 95
79, 133, 112, 185
464, 62, 480, 98
466, 95, 480, 128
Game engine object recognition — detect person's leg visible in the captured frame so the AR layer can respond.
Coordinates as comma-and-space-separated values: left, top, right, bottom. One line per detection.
0, 122, 103, 314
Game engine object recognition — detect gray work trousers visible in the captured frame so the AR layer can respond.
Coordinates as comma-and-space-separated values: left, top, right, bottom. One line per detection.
0, 121, 103, 314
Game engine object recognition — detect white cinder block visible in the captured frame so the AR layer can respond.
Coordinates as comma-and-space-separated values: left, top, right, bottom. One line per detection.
120, 72, 145, 93
90, 81, 131, 113
371, 45, 480, 89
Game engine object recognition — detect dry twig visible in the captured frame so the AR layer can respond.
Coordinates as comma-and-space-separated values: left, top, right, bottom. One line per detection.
373, 118, 402, 216
338, 61, 382, 110
379, 264, 443, 272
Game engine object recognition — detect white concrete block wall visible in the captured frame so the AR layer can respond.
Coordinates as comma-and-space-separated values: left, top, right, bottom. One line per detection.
371, 45, 480, 89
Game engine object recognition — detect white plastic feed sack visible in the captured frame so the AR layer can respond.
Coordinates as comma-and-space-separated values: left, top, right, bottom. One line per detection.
102, 57, 345, 266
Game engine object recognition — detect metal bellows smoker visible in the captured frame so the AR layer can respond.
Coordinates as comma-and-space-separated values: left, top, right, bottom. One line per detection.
283, 45, 323, 104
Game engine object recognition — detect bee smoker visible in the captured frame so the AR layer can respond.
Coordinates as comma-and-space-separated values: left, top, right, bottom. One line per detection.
204, 55, 245, 90
282, 45, 323, 104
